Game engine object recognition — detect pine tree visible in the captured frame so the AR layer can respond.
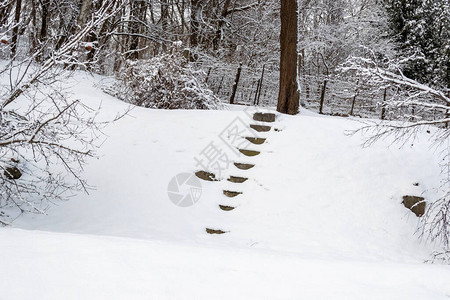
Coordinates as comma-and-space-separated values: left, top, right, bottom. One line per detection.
383, 0, 450, 88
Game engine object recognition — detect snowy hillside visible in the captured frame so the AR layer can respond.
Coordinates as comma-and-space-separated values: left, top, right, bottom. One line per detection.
2, 72, 450, 299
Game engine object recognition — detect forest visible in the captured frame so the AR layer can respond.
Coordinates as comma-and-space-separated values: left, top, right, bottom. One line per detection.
1, 0, 450, 278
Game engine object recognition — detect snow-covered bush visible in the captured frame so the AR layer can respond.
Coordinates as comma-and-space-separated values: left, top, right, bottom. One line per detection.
109, 47, 222, 110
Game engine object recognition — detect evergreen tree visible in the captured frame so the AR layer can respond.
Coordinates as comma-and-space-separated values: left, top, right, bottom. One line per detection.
383, 0, 450, 88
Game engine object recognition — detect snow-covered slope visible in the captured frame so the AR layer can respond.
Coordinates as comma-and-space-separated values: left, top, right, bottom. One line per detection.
2, 72, 450, 299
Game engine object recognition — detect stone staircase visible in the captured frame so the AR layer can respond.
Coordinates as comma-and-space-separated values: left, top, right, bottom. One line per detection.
195, 111, 277, 235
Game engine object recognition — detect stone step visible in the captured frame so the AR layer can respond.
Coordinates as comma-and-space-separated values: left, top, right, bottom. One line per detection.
250, 124, 271, 132
219, 205, 235, 211
234, 162, 255, 170
4, 166, 22, 180
206, 228, 227, 234
245, 137, 266, 145
195, 170, 218, 181
223, 190, 242, 197
228, 176, 248, 183
239, 149, 260, 156
402, 195, 426, 217
253, 112, 276, 122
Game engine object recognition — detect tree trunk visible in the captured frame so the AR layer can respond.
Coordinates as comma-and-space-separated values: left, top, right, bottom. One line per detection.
190, 0, 201, 48
11, 0, 22, 58
39, 0, 49, 43
0, 1, 13, 26
277, 0, 299, 115
77, 0, 93, 28
212, 0, 231, 51
29, 0, 37, 52
128, 0, 147, 60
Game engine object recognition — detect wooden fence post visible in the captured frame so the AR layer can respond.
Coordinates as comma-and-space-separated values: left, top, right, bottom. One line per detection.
205, 67, 212, 84
229, 63, 242, 104
319, 79, 327, 114
445, 89, 449, 128
216, 76, 224, 94
254, 64, 265, 105
381, 87, 387, 120
350, 93, 357, 116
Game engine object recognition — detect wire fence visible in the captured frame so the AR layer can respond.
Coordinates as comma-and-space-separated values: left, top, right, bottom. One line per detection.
195, 60, 280, 107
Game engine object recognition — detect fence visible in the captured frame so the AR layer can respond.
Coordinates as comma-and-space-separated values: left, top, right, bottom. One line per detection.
195, 60, 280, 107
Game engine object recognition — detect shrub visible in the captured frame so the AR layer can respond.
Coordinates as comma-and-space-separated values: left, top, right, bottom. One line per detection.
109, 46, 222, 110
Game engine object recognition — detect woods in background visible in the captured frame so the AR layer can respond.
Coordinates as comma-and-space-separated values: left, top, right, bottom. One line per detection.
1, 0, 448, 114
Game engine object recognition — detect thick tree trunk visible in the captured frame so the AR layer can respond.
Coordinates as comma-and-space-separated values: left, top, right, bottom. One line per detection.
277, 0, 299, 115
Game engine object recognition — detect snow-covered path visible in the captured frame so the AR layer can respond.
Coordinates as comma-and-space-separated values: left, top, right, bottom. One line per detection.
2, 73, 450, 299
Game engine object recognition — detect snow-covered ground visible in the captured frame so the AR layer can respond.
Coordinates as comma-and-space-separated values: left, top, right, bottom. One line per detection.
1, 72, 450, 299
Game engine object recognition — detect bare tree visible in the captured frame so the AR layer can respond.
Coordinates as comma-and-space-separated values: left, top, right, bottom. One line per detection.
0, 0, 127, 225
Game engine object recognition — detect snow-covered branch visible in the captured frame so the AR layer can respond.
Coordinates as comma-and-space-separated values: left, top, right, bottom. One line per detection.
0, 0, 127, 225
1, 0, 127, 108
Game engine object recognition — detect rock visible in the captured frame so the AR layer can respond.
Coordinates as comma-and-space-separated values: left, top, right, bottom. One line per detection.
253, 112, 276, 122
402, 195, 426, 217
228, 176, 248, 183
195, 170, 218, 181
250, 124, 271, 132
206, 228, 226, 234
4, 167, 22, 180
219, 205, 235, 211
234, 163, 255, 170
223, 190, 242, 197
239, 149, 260, 156
245, 137, 266, 145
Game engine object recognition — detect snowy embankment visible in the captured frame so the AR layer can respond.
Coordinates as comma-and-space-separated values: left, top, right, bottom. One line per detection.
1, 72, 450, 299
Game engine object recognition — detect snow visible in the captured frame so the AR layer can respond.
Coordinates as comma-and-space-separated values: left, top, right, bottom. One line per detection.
2, 227, 450, 300
1, 71, 450, 299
